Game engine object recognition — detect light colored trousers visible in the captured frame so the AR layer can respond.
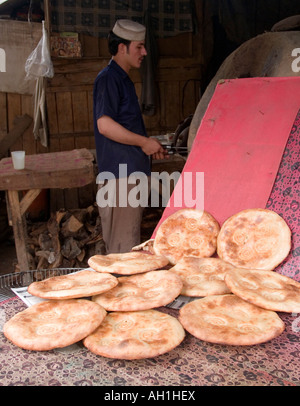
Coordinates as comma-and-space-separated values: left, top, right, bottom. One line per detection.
97, 176, 150, 254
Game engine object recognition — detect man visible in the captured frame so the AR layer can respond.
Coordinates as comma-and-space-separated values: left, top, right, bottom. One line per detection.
93, 19, 165, 254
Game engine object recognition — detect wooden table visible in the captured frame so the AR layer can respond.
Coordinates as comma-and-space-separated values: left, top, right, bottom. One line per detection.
0, 149, 95, 271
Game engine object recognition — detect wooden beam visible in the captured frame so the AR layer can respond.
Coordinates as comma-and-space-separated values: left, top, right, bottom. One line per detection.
44, 0, 51, 37
0, 114, 32, 158
7, 190, 30, 271
20, 189, 42, 216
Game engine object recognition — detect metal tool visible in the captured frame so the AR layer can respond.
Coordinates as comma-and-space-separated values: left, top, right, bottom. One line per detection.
163, 145, 189, 155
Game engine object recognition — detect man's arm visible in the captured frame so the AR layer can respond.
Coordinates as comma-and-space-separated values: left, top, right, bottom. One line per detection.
97, 115, 166, 159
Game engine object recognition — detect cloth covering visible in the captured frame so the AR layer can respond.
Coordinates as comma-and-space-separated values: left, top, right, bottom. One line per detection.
0, 21, 41, 95
51, 0, 194, 38
267, 108, 300, 280
0, 296, 299, 386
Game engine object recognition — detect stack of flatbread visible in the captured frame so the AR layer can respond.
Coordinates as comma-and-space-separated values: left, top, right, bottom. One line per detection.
172, 208, 297, 346
3, 207, 298, 356
4, 250, 185, 359
130, 207, 296, 346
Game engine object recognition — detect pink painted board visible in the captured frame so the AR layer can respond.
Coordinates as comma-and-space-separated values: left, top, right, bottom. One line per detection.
152, 77, 300, 234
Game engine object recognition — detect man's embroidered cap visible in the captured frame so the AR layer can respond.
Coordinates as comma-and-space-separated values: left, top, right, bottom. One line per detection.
112, 19, 146, 41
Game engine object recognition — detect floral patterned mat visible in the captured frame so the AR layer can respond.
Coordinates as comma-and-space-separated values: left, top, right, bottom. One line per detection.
0, 297, 299, 387
267, 108, 300, 281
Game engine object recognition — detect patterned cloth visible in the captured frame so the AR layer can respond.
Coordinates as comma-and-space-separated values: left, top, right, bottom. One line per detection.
267, 109, 300, 281
0, 297, 299, 386
51, 0, 194, 38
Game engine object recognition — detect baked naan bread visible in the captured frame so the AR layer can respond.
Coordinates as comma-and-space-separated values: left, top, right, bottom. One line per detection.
27, 270, 118, 299
83, 309, 185, 359
169, 257, 235, 297
88, 251, 169, 275
179, 294, 285, 345
225, 268, 300, 313
217, 209, 291, 271
153, 209, 220, 264
3, 299, 107, 351
132, 239, 155, 254
92, 270, 183, 311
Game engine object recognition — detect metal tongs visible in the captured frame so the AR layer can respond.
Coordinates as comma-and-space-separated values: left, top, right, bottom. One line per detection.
164, 145, 189, 155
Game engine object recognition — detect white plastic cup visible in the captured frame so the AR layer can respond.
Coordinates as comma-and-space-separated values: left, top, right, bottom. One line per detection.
11, 151, 25, 170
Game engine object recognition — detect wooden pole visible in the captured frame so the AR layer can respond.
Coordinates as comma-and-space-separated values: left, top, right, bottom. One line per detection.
44, 0, 51, 37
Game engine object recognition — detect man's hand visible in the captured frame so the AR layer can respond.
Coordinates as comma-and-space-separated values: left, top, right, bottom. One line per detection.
140, 137, 168, 160
98, 116, 168, 159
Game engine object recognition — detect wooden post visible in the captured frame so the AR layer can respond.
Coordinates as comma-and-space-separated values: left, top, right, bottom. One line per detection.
43, 0, 51, 49
6, 189, 43, 271
7, 190, 30, 271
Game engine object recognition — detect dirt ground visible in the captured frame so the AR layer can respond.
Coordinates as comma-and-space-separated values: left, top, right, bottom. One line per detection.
0, 233, 17, 275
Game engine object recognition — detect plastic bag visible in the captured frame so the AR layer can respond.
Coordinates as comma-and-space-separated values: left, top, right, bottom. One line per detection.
25, 21, 54, 79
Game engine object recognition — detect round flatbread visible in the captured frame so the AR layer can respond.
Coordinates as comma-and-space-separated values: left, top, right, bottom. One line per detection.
83, 309, 185, 359
132, 239, 155, 254
3, 299, 107, 351
92, 270, 183, 311
27, 270, 119, 299
217, 208, 291, 271
225, 268, 300, 313
169, 257, 235, 297
179, 294, 285, 345
153, 209, 220, 264
88, 251, 169, 275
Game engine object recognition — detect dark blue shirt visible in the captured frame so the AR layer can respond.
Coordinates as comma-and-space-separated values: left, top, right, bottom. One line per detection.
93, 59, 151, 178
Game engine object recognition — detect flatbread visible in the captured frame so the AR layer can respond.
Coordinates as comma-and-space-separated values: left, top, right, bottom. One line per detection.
153, 209, 220, 264
27, 270, 119, 299
83, 309, 185, 359
217, 208, 291, 271
225, 268, 300, 313
169, 257, 235, 297
179, 294, 285, 345
88, 251, 169, 275
3, 299, 107, 351
132, 239, 155, 254
92, 270, 183, 311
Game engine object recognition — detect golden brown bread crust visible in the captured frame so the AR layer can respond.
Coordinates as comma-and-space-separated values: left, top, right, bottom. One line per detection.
217, 209, 291, 271
132, 239, 155, 254
3, 299, 107, 351
83, 309, 185, 359
179, 294, 285, 345
92, 270, 183, 311
225, 268, 300, 313
88, 251, 169, 275
153, 209, 220, 264
27, 270, 119, 299
169, 256, 234, 296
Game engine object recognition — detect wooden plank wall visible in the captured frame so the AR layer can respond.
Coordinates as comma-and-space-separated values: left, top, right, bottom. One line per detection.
47, 50, 202, 140
0, 91, 97, 212
0, 92, 47, 155
0, 29, 203, 212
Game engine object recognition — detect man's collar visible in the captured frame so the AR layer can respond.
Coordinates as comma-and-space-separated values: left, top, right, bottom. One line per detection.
109, 59, 128, 78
